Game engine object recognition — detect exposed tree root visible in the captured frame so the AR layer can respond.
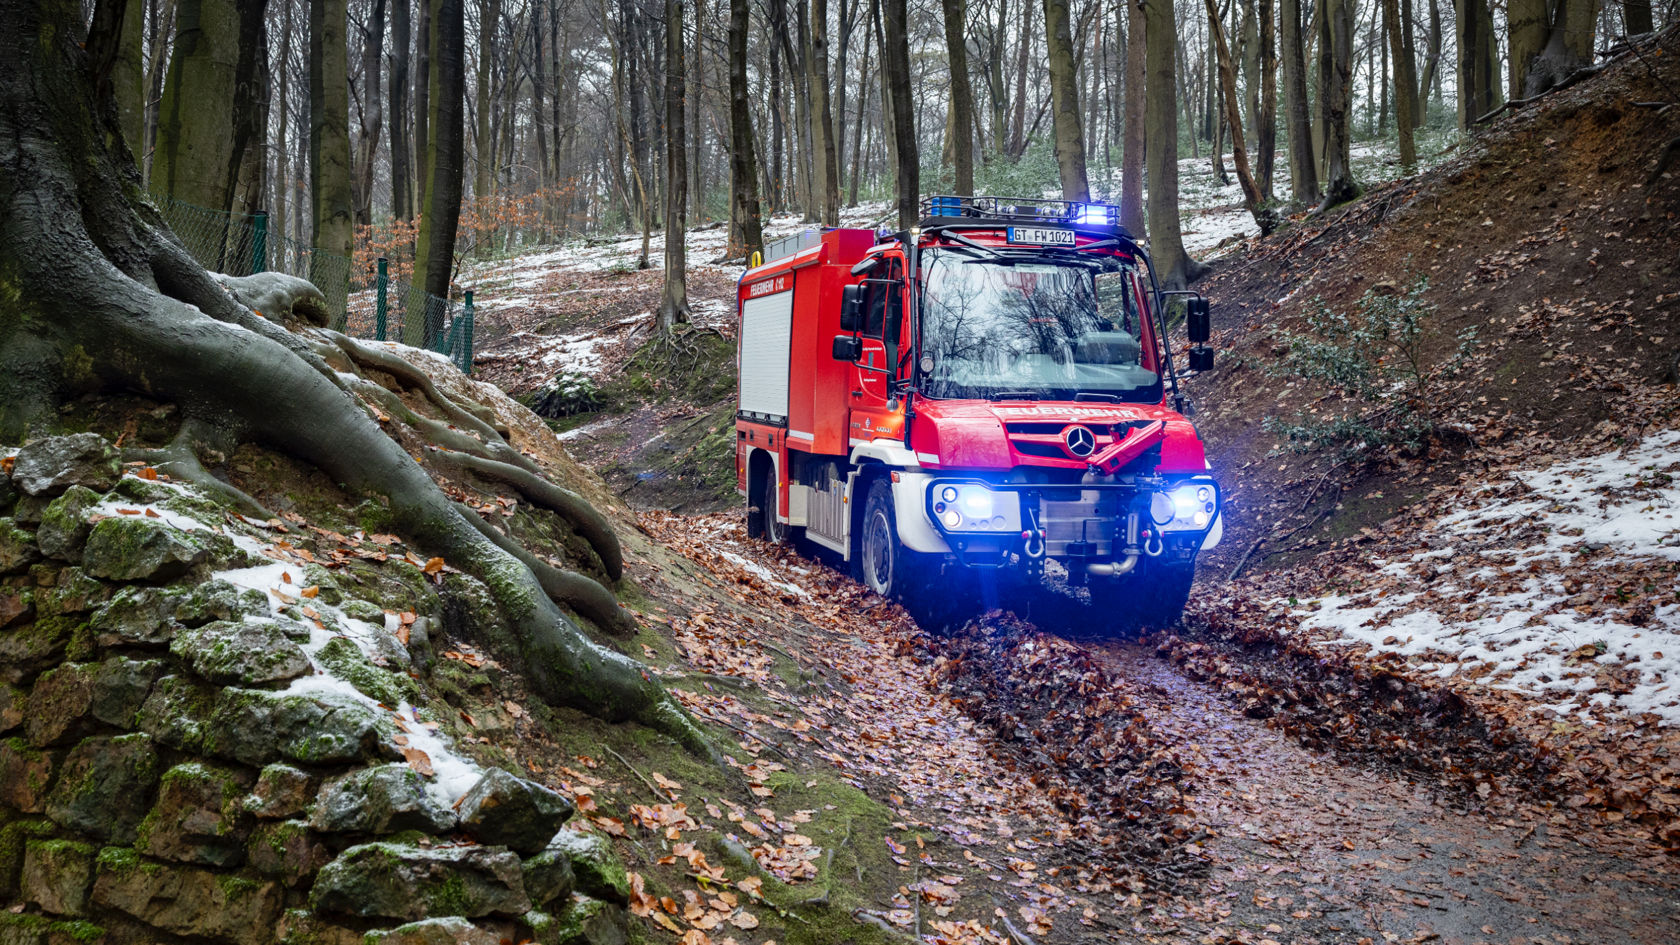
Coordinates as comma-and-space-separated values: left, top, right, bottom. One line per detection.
122, 421, 272, 519
430, 449, 624, 582
0, 0, 711, 759
460, 505, 636, 637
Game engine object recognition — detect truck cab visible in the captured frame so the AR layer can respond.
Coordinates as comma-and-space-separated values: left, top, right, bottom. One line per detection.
735, 195, 1219, 629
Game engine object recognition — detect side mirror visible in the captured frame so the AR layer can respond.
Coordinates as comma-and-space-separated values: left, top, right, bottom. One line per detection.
850, 255, 881, 276
1186, 297, 1212, 344
1188, 345, 1214, 372
832, 335, 863, 362
840, 285, 865, 333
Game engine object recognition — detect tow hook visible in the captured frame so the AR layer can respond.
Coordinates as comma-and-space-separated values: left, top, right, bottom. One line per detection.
1020, 529, 1046, 559
1142, 529, 1165, 558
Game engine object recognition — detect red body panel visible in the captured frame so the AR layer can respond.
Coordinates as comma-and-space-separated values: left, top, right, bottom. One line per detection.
907, 400, 1207, 473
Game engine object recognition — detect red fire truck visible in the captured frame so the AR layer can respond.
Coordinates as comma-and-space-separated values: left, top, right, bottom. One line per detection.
734, 195, 1220, 627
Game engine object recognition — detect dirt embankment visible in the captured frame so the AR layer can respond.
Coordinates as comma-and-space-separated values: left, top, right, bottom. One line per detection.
1185, 27, 1680, 581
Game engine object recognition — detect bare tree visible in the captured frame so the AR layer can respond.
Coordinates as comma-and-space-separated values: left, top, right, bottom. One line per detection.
1316, 0, 1357, 207
1280, 0, 1317, 201
883, 0, 917, 228
411, 0, 464, 342
659, 0, 691, 331
1382, 0, 1416, 169
1044, 0, 1091, 200
1455, 0, 1497, 127
1143, 0, 1202, 287
941, 0, 976, 195
391, 0, 414, 219
1205, 0, 1275, 233
810, 0, 840, 224
729, 0, 764, 257
353, 0, 386, 226
1122, 0, 1146, 234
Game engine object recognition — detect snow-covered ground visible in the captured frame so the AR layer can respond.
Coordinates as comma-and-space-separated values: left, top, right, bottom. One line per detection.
1296, 431, 1680, 726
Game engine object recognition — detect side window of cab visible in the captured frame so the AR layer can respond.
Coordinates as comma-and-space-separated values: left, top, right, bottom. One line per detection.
862, 259, 903, 339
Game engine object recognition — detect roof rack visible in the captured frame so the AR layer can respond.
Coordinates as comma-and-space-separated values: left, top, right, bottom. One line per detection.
917, 194, 1128, 237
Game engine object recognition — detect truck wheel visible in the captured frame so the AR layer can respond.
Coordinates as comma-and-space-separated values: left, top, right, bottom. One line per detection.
746, 458, 783, 543
1089, 562, 1195, 635
859, 478, 919, 599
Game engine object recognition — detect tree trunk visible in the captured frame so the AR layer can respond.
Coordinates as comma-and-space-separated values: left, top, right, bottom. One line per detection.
1316, 0, 1356, 208
354, 0, 386, 227
1455, 0, 1497, 127
1623, 0, 1652, 34
1143, 0, 1202, 287
311, 0, 355, 313
989, 0, 1009, 155
412, 0, 464, 337
849, 0, 875, 206
531, 0, 551, 187
1121, 0, 1146, 235
143, 0, 179, 185
1280, 0, 1316, 201
1508, 0, 1548, 100
810, 0, 840, 224
1256, 0, 1276, 199
659, 0, 690, 331
153, 0, 243, 212
1418, 0, 1441, 121
883, 0, 918, 228
2, 0, 707, 755
391, 0, 413, 220
1043, 0, 1090, 200
275, 0, 292, 250
1382, 0, 1416, 168
229, 1, 268, 223
414, 0, 431, 212
1205, 0, 1275, 234
729, 0, 764, 257
112, 0, 146, 157
1521, 0, 1599, 97
941, 0, 975, 195
1009, 0, 1032, 159
474, 0, 500, 202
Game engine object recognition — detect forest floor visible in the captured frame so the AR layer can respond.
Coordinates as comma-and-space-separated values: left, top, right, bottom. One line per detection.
447, 25, 1680, 945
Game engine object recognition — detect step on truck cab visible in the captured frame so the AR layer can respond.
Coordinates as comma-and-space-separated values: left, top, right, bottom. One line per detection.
734, 195, 1220, 628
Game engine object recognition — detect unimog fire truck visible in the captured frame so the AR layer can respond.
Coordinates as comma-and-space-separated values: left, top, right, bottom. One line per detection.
734, 195, 1220, 627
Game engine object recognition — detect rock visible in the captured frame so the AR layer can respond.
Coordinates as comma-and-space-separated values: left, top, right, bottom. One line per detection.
43, 734, 160, 843
91, 585, 181, 647
35, 487, 100, 563
138, 762, 249, 867
0, 819, 55, 900
247, 820, 330, 887
310, 764, 455, 835
0, 520, 41, 576
0, 613, 73, 682
171, 620, 312, 687
24, 662, 97, 746
275, 909, 365, 945
89, 656, 162, 727
314, 637, 417, 706
301, 564, 345, 606
0, 463, 14, 513
0, 588, 33, 630
520, 847, 575, 908
544, 831, 629, 906
203, 688, 388, 767
81, 516, 208, 582
11, 435, 120, 497
244, 764, 314, 820
309, 843, 531, 920
37, 569, 107, 616
365, 917, 501, 945
0, 739, 57, 813
133, 675, 217, 753
10, 494, 48, 527
457, 769, 575, 855
523, 898, 629, 945
91, 850, 281, 945
176, 579, 270, 627
0, 681, 23, 733
21, 838, 95, 916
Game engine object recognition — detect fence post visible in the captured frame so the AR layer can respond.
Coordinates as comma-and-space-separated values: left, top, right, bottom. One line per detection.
462, 291, 474, 375
375, 258, 388, 341
251, 211, 268, 274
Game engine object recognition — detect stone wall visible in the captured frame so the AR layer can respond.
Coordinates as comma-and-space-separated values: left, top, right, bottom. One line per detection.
1, 435, 631, 945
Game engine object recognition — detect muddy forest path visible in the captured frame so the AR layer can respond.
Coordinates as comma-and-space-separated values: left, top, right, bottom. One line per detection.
1076, 639, 1677, 944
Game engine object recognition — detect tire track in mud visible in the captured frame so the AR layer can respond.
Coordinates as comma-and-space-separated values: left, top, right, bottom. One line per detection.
925, 591, 1680, 943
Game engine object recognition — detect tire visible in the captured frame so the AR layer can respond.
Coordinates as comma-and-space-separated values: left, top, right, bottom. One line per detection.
746, 457, 782, 543
857, 478, 921, 599
1088, 560, 1195, 635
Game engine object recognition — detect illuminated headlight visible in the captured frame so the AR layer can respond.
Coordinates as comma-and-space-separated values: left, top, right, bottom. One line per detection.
1157, 481, 1219, 532
928, 483, 1020, 533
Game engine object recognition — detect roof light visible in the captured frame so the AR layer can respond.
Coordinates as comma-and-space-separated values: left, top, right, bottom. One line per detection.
1070, 202, 1115, 227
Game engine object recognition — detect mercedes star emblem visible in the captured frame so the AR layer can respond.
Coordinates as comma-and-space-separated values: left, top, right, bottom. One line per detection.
1064, 425, 1096, 458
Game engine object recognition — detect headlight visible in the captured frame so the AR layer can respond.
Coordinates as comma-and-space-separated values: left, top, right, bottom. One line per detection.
1156, 481, 1219, 532
928, 483, 1021, 533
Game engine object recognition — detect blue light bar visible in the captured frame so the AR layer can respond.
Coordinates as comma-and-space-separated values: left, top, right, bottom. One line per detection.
929, 195, 964, 216
1069, 202, 1118, 227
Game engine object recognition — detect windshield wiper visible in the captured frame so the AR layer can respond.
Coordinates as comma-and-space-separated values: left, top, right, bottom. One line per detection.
1074, 392, 1120, 402
930, 229, 1003, 260
986, 390, 1042, 401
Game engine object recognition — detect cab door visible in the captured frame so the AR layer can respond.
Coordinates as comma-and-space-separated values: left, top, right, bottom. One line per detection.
850, 257, 908, 441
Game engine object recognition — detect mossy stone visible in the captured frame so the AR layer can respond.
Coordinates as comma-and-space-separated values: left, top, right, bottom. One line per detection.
0, 588, 34, 632
175, 579, 270, 628
0, 614, 74, 681
0, 738, 58, 813
11, 435, 120, 498
244, 764, 315, 820
171, 619, 311, 687
38, 570, 108, 618
133, 674, 217, 753
21, 837, 95, 917
362, 917, 499, 945
309, 764, 455, 835
315, 637, 417, 707
542, 831, 628, 906
81, 516, 208, 582
23, 663, 97, 747
90, 585, 182, 647
455, 769, 574, 855
90, 855, 281, 945
42, 733, 159, 844
522, 897, 629, 945
0, 818, 56, 899
308, 842, 530, 921
301, 564, 345, 606
0, 519, 41, 577
519, 848, 575, 909
204, 688, 387, 767
35, 487, 100, 563
0, 680, 23, 733
247, 819, 329, 887
137, 762, 249, 867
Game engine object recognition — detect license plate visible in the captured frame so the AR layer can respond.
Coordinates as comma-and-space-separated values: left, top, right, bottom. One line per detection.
1007, 226, 1075, 246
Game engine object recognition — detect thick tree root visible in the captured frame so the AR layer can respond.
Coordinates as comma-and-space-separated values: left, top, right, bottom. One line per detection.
460, 505, 636, 636
324, 332, 536, 473
123, 423, 272, 518
346, 375, 504, 460
0, 0, 710, 759
430, 449, 624, 582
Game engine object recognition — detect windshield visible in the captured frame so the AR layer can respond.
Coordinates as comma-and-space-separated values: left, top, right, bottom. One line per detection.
917, 247, 1162, 402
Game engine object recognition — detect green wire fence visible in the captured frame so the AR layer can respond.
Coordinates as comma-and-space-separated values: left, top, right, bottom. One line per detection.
157, 197, 475, 375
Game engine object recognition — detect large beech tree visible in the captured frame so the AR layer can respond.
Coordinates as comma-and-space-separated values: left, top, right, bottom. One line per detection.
0, 0, 708, 755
